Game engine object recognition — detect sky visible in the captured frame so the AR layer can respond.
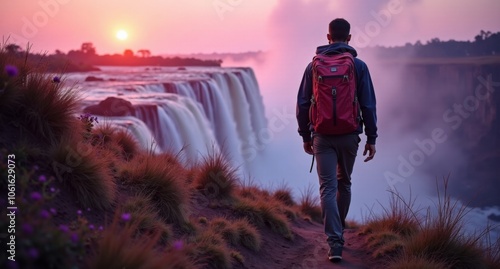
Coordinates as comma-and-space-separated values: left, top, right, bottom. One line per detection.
1, 0, 499, 55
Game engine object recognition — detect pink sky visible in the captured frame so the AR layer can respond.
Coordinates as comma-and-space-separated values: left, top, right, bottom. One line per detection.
1, 0, 499, 55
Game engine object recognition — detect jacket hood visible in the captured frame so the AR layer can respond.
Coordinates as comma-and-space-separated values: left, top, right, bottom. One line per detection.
316, 43, 358, 57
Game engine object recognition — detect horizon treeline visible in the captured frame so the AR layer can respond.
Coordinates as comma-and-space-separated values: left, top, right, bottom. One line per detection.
366, 30, 500, 58
3, 30, 499, 72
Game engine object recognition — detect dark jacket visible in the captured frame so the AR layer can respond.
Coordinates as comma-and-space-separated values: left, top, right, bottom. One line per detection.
296, 42, 378, 144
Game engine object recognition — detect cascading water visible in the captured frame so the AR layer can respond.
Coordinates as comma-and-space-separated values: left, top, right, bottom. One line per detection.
71, 66, 268, 173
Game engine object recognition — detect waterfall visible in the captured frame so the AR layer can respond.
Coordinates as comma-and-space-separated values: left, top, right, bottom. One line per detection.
79, 67, 267, 174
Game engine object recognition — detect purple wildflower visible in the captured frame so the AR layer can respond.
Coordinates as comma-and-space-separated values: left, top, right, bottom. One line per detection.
38, 175, 47, 182
22, 223, 33, 235
173, 240, 184, 250
98, 225, 103, 231
50, 208, 57, 215
30, 192, 42, 201
50, 187, 56, 192
59, 224, 69, 233
89, 224, 95, 230
39, 209, 50, 219
52, 76, 61, 83
121, 213, 131, 221
87, 208, 91, 212
4, 65, 18, 77
28, 248, 39, 259
77, 210, 82, 215
70, 233, 79, 243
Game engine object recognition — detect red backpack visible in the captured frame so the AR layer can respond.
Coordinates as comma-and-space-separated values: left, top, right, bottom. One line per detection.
310, 52, 359, 135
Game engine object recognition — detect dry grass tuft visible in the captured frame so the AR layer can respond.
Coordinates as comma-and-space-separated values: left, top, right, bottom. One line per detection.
193, 151, 239, 201
367, 231, 405, 258
88, 212, 195, 269
191, 231, 232, 269
299, 184, 323, 224
121, 194, 172, 243
0, 49, 81, 147
272, 183, 296, 207
51, 133, 117, 210
387, 255, 449, 269
93, 123, 140, 161
234, 198, 293, 240
232, 219, 261, 252
360, 190, 420, 238
209, 217, 240, 246
121, 153, 190, 224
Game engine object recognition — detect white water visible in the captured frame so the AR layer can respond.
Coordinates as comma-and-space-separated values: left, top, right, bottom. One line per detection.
66, 66, 267, 171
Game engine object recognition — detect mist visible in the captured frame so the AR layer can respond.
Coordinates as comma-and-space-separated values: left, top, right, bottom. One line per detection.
222, 0, 499, 226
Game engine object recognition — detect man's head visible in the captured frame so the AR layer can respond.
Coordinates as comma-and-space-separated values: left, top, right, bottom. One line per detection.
328, 18, 351, 44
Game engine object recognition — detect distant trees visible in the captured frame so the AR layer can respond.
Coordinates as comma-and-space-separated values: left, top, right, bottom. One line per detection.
137, 49, 151, 58
123, 49, 134, 57
81, 42, 96, 55
371, 30, 500, 58
5, 44, 21, 54
475, 30, 493, 42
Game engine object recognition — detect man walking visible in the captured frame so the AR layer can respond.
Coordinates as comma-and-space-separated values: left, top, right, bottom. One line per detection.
296, 18, 378, 262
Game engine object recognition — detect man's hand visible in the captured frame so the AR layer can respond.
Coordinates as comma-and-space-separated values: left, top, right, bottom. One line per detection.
303, 141, 314, 155
363, 143, 376, 162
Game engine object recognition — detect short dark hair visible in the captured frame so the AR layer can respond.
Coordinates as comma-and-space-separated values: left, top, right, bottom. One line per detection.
329, 18, 350, 41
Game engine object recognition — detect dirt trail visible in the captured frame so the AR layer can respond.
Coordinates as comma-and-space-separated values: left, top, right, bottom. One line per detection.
240, 219, 384, 269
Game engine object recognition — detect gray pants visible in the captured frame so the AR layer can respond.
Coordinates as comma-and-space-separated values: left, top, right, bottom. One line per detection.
313, 133, 360, 247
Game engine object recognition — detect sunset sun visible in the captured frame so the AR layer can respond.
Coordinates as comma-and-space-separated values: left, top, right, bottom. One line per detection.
116, 30, 128, 40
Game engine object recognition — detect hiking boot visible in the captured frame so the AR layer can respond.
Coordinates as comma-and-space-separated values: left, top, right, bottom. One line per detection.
328, 243, 343, 262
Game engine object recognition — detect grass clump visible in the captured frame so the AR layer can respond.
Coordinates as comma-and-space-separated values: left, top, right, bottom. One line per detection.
121, 194, 172, 244
272, 183, 296, 207
299, 184, 323, 224
360, 190, 420, 238
205, 217, 261, 252
365, 178, 500, 269
233, 199, 293, 240
51, 133, 117, 210
92, 123, 140, 161
121, 153, 190, 225
232, 219, 261, 252
89, 213, 196, 269
0, 48, 80, 147
399, 179, 487, 268
193, 151, 238, 201
190, 231, 232, 269
209, 217, 240, 246
387, 255, 449, 269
